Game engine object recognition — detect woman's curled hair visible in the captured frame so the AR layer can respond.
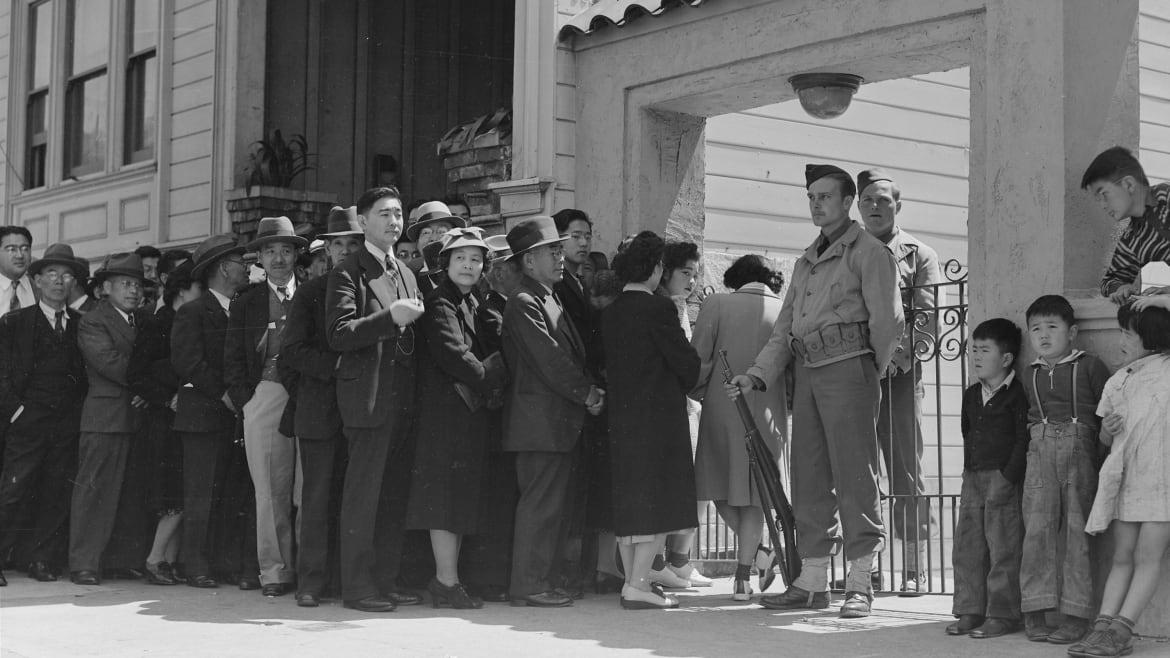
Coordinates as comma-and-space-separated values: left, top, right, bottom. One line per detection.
611, 231, 665, 285
723, 254, 783, 293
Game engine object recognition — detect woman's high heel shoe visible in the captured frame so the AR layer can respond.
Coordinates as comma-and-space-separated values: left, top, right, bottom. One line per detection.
428, 577, 484, 609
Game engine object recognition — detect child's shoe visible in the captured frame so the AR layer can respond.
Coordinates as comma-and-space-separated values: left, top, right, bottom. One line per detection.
969, 617, 1018, 638
1069, 616, 1114, 656
1048, 616, 1089, 645
944, 614, 984, 636
1025, 611, 1053, 642
1074, 628, 1133, 657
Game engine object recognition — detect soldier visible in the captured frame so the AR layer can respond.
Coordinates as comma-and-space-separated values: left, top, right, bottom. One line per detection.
727, 164, 904, 619
856, 168, 941, 594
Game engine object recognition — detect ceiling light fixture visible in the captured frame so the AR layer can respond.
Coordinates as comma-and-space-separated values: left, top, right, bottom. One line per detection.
788, 73, 864, 120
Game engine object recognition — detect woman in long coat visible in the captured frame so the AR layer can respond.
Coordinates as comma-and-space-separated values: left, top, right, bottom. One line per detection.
405, 228, 508, 609
690, 254, 787, 601
602, 231, 701, 610
127, 260, 202, 585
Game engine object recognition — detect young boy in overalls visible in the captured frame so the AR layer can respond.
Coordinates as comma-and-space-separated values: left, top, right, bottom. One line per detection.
1020, 295, 1110, 644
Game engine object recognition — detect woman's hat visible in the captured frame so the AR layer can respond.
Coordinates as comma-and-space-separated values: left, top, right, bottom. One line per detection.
190, 234, 246, 279
319, 206, 363, 239
485, 234, 512, 263
406, 201, 468, 242
505, 216, 567, 259
246, 216, 309, 251
438, 226, 489, 255
29, 243, 87, 279
93, 252, 146, 283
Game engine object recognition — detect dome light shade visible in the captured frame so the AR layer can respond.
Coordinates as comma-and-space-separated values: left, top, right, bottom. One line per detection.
788, 73, 864, 120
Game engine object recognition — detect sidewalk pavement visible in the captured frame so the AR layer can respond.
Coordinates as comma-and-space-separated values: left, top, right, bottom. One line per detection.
2, 575, 1167, 657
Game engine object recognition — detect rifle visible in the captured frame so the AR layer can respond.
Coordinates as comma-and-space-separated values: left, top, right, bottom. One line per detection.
719, 350, 800, 587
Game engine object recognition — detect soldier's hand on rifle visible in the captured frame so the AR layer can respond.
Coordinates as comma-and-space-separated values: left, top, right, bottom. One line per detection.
725, 375, 756, 399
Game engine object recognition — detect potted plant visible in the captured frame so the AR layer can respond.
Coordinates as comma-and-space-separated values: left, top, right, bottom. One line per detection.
226, 129, 337, 242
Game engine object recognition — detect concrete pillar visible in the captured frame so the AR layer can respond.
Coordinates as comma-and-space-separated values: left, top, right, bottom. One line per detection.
974, 0, 1170, 636
636, 109, 707, 242
971, 0, 1139, 323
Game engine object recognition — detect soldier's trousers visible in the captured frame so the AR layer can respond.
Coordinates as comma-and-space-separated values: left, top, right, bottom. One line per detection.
791, 356, 886, 561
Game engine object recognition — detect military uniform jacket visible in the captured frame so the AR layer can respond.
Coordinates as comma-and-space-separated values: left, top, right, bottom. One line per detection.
885, 228, 941, 373
748, 220, 904, 386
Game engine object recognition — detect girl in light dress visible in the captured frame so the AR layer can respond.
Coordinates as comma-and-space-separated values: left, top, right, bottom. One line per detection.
1074, 299, 1170, 657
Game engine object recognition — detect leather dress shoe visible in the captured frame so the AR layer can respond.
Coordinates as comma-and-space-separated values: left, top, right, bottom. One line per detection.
555, 586, 585, 600
238, 575, 261, 590
144, 562, 177, 586
1046, 617, 1089, 644
0, 570, 7, 586
759, 586, 830, 610
70, 570, 100, 586
296, 592, 321, 608
839, 591, 872, 618
510, 590, 573, 607
262, 583, 291, 597
29, 561, 57, 582
187, 574, 219, 588
969, 617, 1018, 638
344, 596, 397, 613
945, 614, 985, 635
383, 590, 422, 606
832, 571, 882, 592
1024, 611, 1052, 642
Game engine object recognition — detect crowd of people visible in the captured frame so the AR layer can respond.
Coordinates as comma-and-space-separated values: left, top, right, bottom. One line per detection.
1, 144, 1169, 656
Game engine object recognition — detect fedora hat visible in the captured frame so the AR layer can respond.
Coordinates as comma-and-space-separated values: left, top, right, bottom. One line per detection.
246, 216, 309, 251
484, 234, 512, 264
438, 226, 489, 255
505, 216, 568, 260
93, 252, 146, 283
406, 201, 469, 242
320, 205, 363, 239
29, 243, 87, 279
190, 234, 246, 280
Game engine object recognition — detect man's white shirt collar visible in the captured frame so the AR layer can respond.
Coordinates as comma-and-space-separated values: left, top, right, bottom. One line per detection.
980, 370, 1015, 405
209, 289, 232, 315
267, 277, 296, 300
39, 301, 67, 328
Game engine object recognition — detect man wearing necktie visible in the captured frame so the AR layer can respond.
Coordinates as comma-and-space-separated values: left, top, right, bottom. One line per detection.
0, 227, 36, 317
326, 187, 425, 613
502, 216, 604, 608
68, 253, 148, 585
0, 244, 88, 587
225, 216, 306, 598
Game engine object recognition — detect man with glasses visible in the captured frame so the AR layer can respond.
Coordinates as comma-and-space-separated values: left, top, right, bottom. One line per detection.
68, 253, 148, 585
0, 244, 88, 587
0, 227, 35, 315
326, 187, 425, 612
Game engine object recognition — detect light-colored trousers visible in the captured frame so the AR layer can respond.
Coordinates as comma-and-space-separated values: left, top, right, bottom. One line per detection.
243, 380, 300, 585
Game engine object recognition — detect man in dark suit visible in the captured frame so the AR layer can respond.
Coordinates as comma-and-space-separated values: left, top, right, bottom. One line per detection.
225, 216, 306, 598
67, 253, 147, 585
0, 244, 88, 586
501, 216, 604, 608
171, 235, 254, 589
279, 206, 363, 607
326, 187, 425, 612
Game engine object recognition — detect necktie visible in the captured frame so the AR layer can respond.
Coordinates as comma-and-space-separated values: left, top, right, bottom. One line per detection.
277, 285, 292, 315
127, 313, 136, 329
8, 283, 19, 313
54, 310, 65, 337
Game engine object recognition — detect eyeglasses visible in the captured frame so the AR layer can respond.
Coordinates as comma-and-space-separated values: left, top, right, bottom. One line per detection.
40, 271, 76, 283
109, 279, 144, 291
2, 245, 31, 254
224, 257, 246, 267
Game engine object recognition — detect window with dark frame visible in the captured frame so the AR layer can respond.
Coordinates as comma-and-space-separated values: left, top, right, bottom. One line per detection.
25, 0, 51, 189
124, 0, 157, 164
63, 0, 110, 178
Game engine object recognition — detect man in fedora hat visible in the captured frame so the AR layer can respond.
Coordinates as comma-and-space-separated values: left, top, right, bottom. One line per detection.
405, 201, 468, 276
326, 186, 425, 612
172, 234, 256, 589
224, 216, 306, 597
278, 205, 363, 607
67, 252, 149, 585
502, 216, 604, 608
0, 244, 89, 586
